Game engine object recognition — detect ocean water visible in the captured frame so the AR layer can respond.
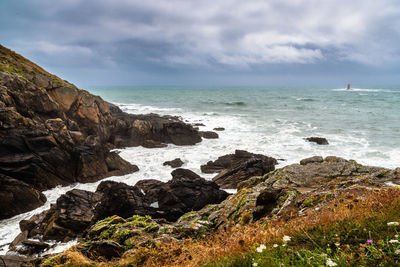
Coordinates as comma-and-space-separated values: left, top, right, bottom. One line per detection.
1, 86, 399, 254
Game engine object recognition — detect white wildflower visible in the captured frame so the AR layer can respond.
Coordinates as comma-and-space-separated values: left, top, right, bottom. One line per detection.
334, 242, 340, 247
396, 235, 399, 238
389, 239, 399, 244
282, 235, 291, 242
395, 249, 400, 255
256, 244, 266, 253
273, 244, 279, 248
387, 222, 400, 226
253, 263, 258, 267
326, 258, 337, 267
282, 243, 286, 247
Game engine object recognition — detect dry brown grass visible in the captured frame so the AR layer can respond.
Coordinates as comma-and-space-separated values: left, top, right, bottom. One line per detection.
113, 188, 400, 267
48, 187, 400, 267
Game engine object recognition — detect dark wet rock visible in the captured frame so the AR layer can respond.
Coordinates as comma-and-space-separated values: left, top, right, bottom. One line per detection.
93, 181, 154, 221
171, 168, 201, 179
201, 150, 277, 174
163, 158, 184, 168
78, 240, 124, 260
0, 44, 201, 219
213, 158, 277, 189
135, 179, 166, 203
15, 189, 102, 244
199, 131, 219, 139
213, 127, 225, 131
194, 123, 205, 126
0, 174, 46, 219
157, 172, 229, 221
306, 137, 329, 145
200, 150, 277, 189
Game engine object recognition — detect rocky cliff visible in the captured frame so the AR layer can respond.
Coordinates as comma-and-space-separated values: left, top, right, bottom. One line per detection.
0, 44, 201, 219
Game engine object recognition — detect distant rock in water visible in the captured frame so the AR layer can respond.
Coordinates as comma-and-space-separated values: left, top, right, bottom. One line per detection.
201, 150, 277, 174
306, 137, 329, 145
213, 127, 225, 131
199, 131, 219, 139
163, 158, 184, 168
0, 44, 201, 219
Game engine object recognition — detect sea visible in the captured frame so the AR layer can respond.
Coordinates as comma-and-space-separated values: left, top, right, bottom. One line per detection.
1, 86, 400, 254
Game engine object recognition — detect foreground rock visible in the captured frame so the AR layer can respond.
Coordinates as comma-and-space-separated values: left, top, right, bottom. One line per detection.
0, 44, 201, 219
201, 150, 278, 189
11, 170, 228, 255
196, 156, 400, 229
306, 137, 329, 145
163, 158, 184, 168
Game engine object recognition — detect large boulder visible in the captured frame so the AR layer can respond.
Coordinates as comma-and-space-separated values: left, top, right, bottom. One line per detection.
157, 169, 229, 221
213, 158, 277, 189
201, 150, 277, 189
93, 181, 156, 221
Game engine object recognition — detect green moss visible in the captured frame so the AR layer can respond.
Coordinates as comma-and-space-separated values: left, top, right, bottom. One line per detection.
180, 211, 198, 221
302, 197, 314, 208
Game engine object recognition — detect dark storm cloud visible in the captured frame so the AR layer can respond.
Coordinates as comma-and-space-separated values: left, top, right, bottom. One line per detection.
1, 0, 400, 86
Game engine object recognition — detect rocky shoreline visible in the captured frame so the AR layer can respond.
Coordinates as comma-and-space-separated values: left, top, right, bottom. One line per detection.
0, 44, 201, 220
1, 44, 400, 266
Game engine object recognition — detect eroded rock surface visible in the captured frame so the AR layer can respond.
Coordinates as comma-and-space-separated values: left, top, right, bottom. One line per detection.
201, 150, 277, 189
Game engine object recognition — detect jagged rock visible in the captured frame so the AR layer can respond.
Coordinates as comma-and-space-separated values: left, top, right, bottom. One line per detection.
0, 174, 46, 219
15, 189, 102, 244
0, 255, 33, 267
213, 158, 277, 189
191, 156, 400, 230
163, 158, 184, 168
200, 150, 277, 189
0, 44, 201, 219
199, 131, 219, 139
93, 181, 155, 221
135, 179, 165, 203
306, 137, 329, 145
157, 171, 229, 221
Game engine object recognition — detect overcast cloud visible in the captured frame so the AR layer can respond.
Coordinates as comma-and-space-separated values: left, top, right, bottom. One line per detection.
1, 0, 400, 86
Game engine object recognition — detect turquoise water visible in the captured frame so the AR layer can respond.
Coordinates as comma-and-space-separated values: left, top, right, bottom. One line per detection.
90, 86, 400, 168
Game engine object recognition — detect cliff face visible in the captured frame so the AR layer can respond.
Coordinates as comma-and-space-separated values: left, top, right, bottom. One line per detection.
0, 44, 201, 219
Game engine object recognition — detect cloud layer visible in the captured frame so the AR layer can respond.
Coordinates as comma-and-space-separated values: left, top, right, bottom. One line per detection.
1, 0, 400, 85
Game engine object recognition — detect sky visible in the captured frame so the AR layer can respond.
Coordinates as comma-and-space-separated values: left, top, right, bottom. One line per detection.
1, 0, 400, 87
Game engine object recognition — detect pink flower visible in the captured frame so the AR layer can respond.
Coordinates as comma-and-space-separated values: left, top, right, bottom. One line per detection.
367, 239, 373, 244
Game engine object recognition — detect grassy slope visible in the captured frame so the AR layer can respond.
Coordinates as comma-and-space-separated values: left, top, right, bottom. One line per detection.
0, 44, 67, 87
41, 187, 400, 267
